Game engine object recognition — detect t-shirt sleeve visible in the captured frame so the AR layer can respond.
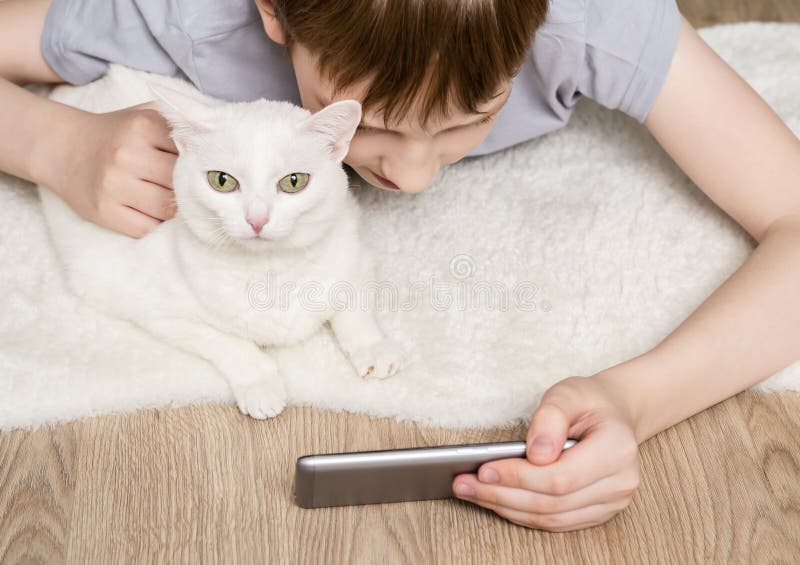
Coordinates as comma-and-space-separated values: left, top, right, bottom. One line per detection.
576, 0, 681, 122
40, 0, 181, 85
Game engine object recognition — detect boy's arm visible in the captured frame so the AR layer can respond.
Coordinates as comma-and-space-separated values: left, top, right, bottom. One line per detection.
0, 0, 74, 183
449, 12, 799, 531
0, 0, 60, 84
599, 15, 800, 443
0, 0, 178, 238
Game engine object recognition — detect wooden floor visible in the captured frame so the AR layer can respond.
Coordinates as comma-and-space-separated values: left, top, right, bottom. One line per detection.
2, 393, 800, 563
3, 2, 800, 563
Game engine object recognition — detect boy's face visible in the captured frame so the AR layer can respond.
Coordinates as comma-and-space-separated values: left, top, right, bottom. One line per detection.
257, 2, 511, 193
291, 44, 511, 194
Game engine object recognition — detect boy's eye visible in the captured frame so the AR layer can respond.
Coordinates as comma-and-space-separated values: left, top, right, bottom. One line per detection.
206, 170, 239, 192
356, 124, 382, 134
278, 172, 310, 193
474, 113, 496, 127
354, 112, 496, 137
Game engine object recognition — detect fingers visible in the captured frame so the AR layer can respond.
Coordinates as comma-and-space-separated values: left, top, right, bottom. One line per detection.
133, 101, 179, 154
526, 402, 571, 465
103, 204, 161, 239
121, 180, 177, 221
526, 377, 591, 465
456, 494, 630, 533
137, 147, 178, 189
452, 376, 643, 532
469, 420, 637, 495
453, 463, 639, 514
148, 121, 179, 155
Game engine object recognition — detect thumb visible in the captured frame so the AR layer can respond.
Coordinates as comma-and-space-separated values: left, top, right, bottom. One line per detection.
526, 389, 581, 465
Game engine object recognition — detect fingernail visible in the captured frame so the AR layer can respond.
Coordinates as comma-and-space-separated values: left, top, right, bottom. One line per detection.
455, 483, 476, 497
479, 467, 500, 484
530, 436, 553, 455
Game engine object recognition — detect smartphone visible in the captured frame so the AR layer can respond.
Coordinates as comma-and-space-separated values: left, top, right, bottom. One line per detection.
294, 438, 578, 508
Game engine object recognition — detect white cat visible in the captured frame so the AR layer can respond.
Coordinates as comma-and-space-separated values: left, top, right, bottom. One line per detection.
37, 65, 403, 419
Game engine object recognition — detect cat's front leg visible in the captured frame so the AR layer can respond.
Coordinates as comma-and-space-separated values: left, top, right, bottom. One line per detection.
330, 308, 403, 380
146, 318, 287, 419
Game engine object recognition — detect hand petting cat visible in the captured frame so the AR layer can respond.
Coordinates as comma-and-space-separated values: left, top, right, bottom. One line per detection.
42, 100, 179, 238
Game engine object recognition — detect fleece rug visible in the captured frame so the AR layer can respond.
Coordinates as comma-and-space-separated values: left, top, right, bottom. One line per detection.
1, 22, 799, 432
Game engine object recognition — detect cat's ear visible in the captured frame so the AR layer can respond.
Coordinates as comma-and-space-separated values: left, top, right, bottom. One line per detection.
147, 82, 215, 151
299, 100, 362, 162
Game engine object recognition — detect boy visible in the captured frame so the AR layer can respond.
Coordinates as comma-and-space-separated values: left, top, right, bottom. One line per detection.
1, 0, 799, 532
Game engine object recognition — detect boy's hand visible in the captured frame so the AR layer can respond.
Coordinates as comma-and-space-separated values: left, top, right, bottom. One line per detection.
45, 101, 179, 238
452, 375, 641, 532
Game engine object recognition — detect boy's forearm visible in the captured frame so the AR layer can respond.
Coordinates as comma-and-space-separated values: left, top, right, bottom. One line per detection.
0, 75, 82, 186
595, 214, 800, 444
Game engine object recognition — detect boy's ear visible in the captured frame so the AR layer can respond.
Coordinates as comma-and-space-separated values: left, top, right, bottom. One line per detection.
299, 100, 362, 163
255, 0, 287, 44
147, 82, 214, 151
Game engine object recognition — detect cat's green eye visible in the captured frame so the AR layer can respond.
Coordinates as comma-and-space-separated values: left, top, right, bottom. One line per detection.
206, 170, 239, 193
278, 172, 310, 193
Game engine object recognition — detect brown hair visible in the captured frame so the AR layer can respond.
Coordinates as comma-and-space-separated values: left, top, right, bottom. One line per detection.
270, 0, 548, 129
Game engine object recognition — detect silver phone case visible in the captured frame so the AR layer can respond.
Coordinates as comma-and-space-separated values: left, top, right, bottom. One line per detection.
294, 439, 577, 508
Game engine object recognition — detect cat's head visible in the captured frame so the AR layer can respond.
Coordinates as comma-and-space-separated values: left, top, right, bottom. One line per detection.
148, 83, 361, 251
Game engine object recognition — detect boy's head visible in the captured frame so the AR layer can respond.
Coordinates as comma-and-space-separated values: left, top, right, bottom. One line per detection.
256, 0, 547, 193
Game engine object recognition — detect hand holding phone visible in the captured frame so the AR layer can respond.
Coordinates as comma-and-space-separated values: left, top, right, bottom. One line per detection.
294, 439, 577, 508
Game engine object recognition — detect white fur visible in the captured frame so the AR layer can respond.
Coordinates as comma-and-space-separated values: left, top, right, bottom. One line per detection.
37, 67, 403, 419
0, 23, 799, 432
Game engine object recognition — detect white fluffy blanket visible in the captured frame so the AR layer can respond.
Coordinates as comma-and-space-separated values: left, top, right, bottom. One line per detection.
1, 23, 798, 432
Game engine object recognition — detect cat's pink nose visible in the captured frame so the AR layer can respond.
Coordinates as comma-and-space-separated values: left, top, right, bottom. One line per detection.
247, 215, 269, 234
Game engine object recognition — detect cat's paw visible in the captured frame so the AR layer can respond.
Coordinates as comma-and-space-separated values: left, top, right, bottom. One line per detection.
233, 380, 287, 419
349, 339, 404, 380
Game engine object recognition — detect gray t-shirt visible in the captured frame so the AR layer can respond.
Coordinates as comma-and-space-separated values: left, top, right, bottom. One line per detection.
41, 0, 680, 157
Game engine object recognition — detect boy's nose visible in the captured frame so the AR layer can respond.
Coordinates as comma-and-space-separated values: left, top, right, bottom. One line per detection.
385, 157, 439, 193
392, 166, 439, 193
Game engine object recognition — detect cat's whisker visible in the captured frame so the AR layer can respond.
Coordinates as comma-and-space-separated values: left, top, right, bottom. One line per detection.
293, 218, 332, 227
208, 230, 235, 253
